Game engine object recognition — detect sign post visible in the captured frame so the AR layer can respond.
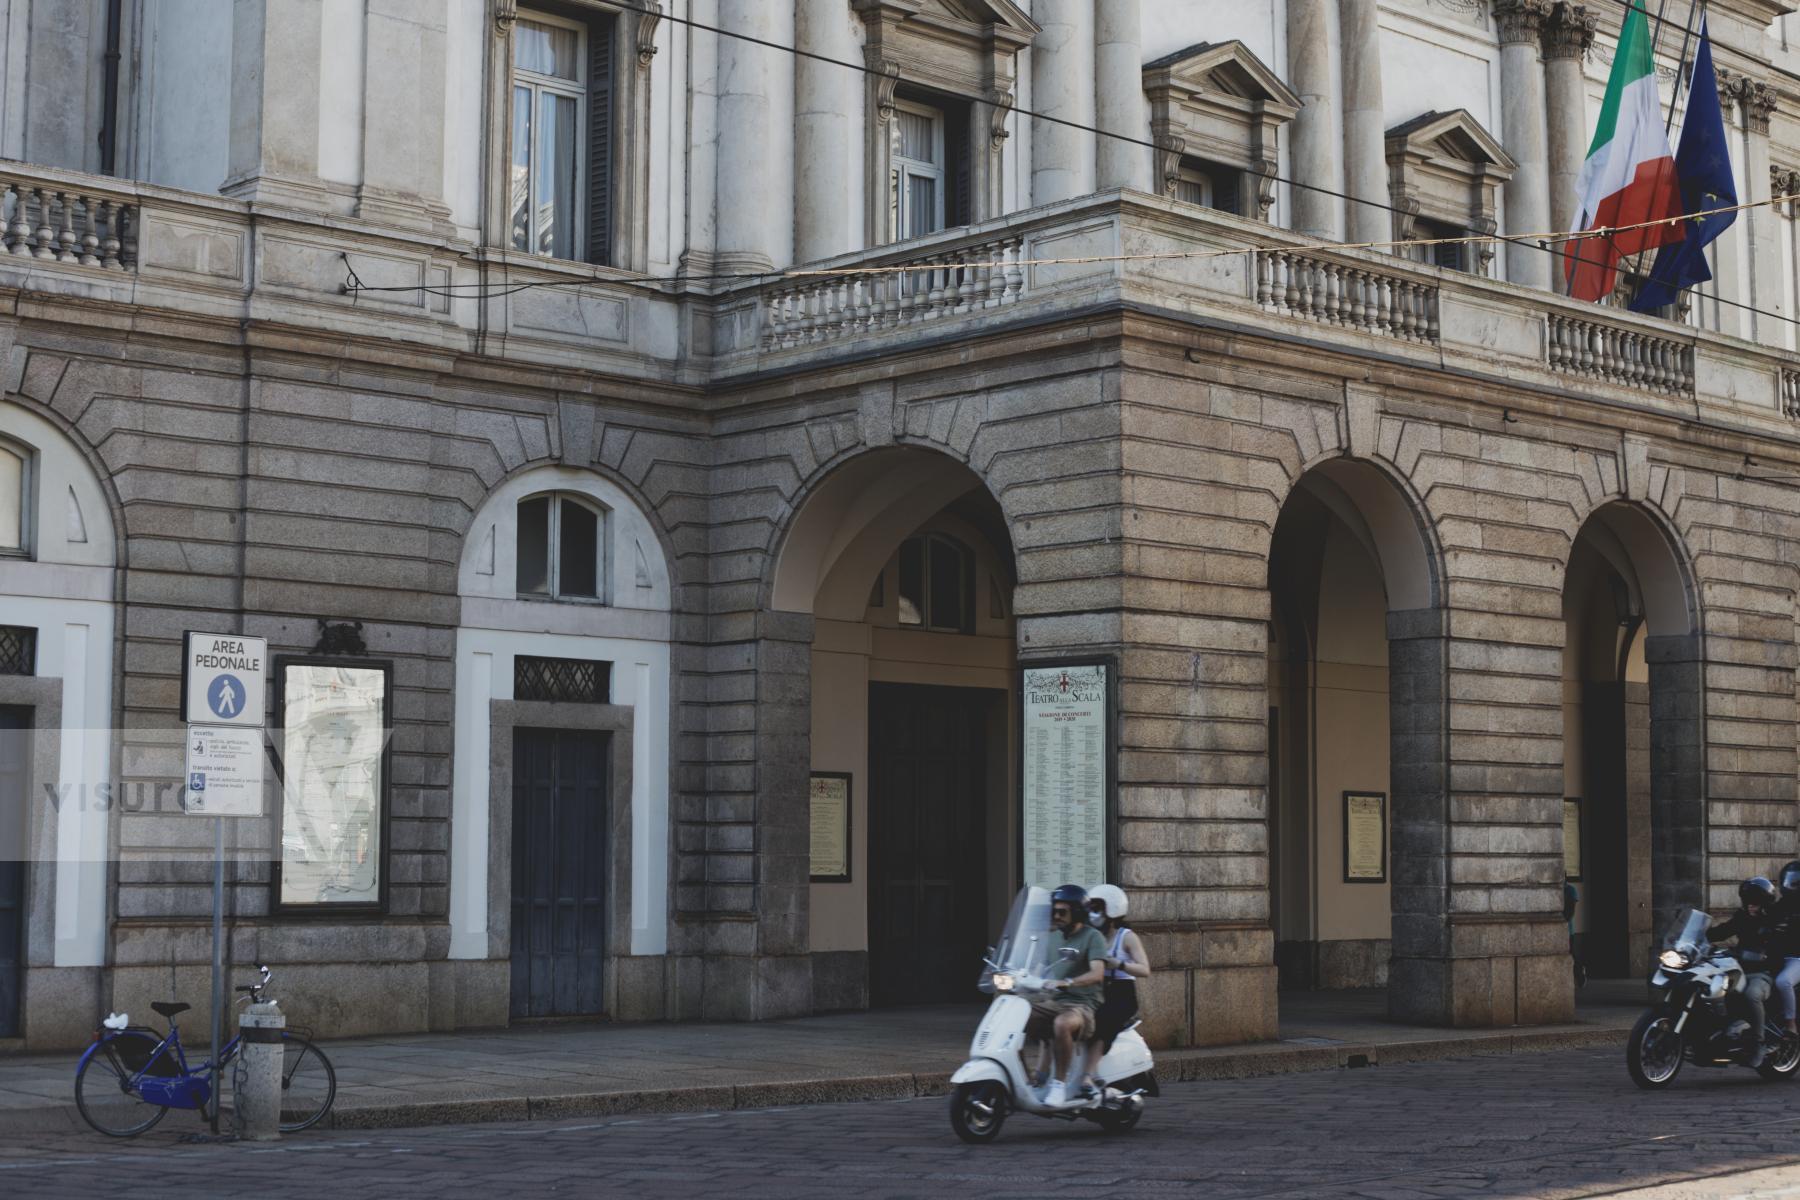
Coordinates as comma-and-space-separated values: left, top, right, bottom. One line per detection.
180, 631, 268, 1135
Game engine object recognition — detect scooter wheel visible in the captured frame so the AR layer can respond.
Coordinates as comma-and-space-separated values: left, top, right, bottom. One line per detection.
949, 1081, 1008, 1144
1090, 1098, 1145, 1135
1757, 1033, 1800, 1081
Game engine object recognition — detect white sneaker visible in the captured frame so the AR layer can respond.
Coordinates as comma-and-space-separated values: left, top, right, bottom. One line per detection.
1042, 1080, 1067, 1108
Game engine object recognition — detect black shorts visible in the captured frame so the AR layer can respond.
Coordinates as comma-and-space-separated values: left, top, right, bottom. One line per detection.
1096, 980, 1139, 1051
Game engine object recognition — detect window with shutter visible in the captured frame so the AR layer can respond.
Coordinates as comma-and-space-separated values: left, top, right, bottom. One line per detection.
508, 9, 617, 266
587, 16, 614, 266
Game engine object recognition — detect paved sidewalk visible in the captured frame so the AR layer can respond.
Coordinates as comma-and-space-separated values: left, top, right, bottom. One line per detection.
0, 983, 1644, 1135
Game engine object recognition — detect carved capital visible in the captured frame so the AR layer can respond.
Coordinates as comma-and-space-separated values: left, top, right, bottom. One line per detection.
494, 0, 518, 33
1772, 165, 1800, 201
1540, 2, 1596, 60
1715, 66, 1741, 111
986, 90, 1014, 149
1743, 79, 1777, 135
1153, 132, 1185, 196
637, 5, 662, 69
1492, 0, 1554, 46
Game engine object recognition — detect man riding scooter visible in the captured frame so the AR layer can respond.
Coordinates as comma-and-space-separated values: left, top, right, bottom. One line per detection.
1026, 884, 1109, 1109
1709, 876, 1784, 1068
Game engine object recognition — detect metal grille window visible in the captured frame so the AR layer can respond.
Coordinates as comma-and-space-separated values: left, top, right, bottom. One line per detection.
0, 626, 35, 676
515, 656, 611, 704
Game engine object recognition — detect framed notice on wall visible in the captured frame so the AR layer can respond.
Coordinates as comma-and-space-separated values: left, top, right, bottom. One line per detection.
273, 657, 391, 913
1563, 797, 1583, 881
809, 772, 852, 883
1020, 660, 1113, 890
1343, 791, 1387, 883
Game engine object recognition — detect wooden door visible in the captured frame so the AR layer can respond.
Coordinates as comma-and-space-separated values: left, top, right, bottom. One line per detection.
0, 708, 26, 1038
510, 728, 609, 1018
868, 684, 991, 1007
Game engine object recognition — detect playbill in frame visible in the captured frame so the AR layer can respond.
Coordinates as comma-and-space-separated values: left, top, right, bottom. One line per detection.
278, 662, 388, 908
1563, 797, 1583, 880
1344, 791, 1387, 883
809, 773, 851, 883
1021, 663, 1109, 889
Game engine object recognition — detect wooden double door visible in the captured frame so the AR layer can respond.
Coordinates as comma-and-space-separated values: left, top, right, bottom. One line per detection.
510, 728, 609, 1019
867, 683, 995, 1007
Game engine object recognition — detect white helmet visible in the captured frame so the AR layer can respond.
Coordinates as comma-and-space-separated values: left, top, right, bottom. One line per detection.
1087, 883, 1128, 920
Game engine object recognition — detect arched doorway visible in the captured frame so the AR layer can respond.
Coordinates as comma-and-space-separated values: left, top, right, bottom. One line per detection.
1562, 502, 1699, 980
1266, 459, 1438, 1003
772, 447, 1017, 1009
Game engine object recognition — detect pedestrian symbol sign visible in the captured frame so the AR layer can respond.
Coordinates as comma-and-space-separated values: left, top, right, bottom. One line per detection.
183, 633, 267, 728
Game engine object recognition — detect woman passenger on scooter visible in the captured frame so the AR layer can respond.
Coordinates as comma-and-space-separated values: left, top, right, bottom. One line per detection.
1086, 884, 1152, 1054
1772, 861, 1800, 1039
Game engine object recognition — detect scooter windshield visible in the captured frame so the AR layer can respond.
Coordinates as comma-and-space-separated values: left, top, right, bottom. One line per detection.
992, 887, 1055, 975
1663, 908, 1711, 959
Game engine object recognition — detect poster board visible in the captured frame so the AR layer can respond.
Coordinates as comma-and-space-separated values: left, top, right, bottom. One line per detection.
1343, 791, 1387, 883
1563, 797, 1583, 881
809, 772, 852, 883
273, 657, 391, 913
1020, 660, 1113, 890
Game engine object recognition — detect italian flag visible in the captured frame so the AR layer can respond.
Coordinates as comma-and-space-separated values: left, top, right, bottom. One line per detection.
1564, 3, 1685, 301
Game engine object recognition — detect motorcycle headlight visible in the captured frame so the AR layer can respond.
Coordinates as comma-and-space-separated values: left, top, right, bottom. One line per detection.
992, 973, 1014, 992
1660, 949, 1691, 970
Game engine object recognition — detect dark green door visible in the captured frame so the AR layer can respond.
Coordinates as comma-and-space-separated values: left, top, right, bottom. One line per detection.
0, 708, 27, 1038
510, 728, 609, 1018
868, 684, 991, 1007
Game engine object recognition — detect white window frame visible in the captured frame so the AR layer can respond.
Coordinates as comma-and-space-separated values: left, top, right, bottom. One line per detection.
0, 436, 33, 558
516, 492, 608, 604
1174, 164, 1213, 209
891, 99, 947, 241
510, 10, 591, 262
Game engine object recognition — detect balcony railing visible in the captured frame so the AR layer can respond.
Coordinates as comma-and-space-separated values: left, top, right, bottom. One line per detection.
1255, 249, 1439, 344
1547, 312, 1694, 396
0, 171, 135, 270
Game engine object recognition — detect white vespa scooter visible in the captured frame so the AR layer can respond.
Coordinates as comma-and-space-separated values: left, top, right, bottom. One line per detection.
948, 887, 1158, 1143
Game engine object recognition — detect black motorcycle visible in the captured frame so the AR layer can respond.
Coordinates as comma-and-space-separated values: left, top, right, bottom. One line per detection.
1627, 908, 1800, 1089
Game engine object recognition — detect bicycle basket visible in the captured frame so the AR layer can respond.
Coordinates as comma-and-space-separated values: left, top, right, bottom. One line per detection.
111, 1027, 181, 1077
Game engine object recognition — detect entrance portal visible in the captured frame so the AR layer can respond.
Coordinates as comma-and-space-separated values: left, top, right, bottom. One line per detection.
509, 728, 610, 1018
868, 683, 996, 1006
0, 708, 23, 1038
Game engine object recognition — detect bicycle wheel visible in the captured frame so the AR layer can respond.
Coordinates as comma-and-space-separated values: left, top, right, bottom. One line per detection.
277, 1033, 336, 1132
74, 1032, 171, 1137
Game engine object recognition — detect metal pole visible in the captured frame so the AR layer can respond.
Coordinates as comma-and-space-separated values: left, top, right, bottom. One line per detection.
209, 814, 224, 1135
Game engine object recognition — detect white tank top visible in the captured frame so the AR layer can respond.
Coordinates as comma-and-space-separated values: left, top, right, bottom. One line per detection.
1106, 927, 1134, 981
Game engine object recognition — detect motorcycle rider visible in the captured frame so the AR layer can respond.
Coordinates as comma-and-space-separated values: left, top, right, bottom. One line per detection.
1709, 876, 1783, 1067
1027, 883, 1108, 1110
1772, 861, 1800, 1038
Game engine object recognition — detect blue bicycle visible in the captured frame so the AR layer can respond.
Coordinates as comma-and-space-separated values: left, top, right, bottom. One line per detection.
74, 965, 336, 1137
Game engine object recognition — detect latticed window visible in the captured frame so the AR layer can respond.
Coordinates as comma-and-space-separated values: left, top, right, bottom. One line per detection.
515, 655, 611, 704
0, 626, 35, 675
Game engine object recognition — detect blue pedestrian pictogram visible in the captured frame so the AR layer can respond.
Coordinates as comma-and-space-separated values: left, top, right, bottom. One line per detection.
208, 675, 244, 719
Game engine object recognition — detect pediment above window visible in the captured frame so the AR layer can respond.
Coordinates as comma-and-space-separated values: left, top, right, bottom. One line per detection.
1385, 109, 1516, 270
1143, 41, 1300, 220
854, 0, 1036, 98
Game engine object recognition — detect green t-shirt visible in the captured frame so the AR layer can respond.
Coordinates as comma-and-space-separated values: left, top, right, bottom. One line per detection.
1046, 924, 1108, 1008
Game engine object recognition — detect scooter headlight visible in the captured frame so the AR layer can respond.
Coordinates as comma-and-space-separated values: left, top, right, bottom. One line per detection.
1659, 949, 1691, 971
992, 973, 1014, 992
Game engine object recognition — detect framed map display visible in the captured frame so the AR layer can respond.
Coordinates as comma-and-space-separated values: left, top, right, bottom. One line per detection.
1343, 791, 1387, 883
1020, 660, 1114, 890
273, 658, 391, 913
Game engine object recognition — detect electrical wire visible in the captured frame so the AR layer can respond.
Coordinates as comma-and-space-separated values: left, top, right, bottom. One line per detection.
344, 0, 1800, 331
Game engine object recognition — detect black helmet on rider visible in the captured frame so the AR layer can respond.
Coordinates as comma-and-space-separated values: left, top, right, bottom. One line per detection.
1780, 861, 1800, 894
1050, 883, 1088, 910
1741, 876, 1779, 912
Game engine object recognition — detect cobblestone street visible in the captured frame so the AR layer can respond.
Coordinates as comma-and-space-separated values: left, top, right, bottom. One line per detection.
6, 1045, 1800, 1199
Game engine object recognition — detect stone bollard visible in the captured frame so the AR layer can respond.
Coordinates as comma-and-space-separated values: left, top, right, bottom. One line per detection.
235, 1002, 285, 1141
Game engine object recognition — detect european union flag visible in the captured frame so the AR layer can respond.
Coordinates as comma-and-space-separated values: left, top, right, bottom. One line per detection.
1631, 21, 1736, 313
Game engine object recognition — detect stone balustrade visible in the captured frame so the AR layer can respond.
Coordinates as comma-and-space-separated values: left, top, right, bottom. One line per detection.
1784, 369, 1800, 420
1546, 312, 1695, 396
0, 173, 135, 269
759, 236, 1025, 350
1255, 249, 1440, 343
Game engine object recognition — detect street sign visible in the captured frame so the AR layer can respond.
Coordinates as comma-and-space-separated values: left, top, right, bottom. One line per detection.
183, 633, 268, 728
182, 724, 267, 817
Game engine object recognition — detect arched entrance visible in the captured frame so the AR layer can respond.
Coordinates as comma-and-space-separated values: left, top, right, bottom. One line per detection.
772, 447, 1017, 1009
1561, 502, 1700, 980
1266, 458, 1439, 1003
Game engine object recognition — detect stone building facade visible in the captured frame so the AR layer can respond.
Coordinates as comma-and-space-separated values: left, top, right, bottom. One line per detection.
1, 0, 1800, 1051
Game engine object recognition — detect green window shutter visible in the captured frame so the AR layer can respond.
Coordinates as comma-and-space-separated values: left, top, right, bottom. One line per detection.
587, 16, 615, 266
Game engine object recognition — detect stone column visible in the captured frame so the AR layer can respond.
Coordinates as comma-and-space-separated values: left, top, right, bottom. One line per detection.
1030, 0, 1097, 205
356, 0, 450, 230
1542, 3, 1597, 284
1339, 0, 1389, 244
1710, 74, 1746, 337
223, 0, 327, 209
794, 0, 859, 263
1288, 0, 1344, 239
714, 0, 794, 272
1495, 0, 1553, 289
1094, 0, 1149, 192
1742, 81, 1780, 341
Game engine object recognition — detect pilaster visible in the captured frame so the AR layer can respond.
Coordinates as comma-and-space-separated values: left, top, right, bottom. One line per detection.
223, 0, 329, 211
1740, 79, 1780, 340
1542, 2, 1597, 280
1339, 0, 1388, 244
355, 0, 452, 232
1094, 0, 1148, 191
1029, 0, 1097, 205
1288, 0, 1344, 239
1494, 0, 1554, 289
713, 0, 794, 273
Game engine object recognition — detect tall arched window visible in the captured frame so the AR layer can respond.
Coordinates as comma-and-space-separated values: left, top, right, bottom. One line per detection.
516, 492, 606, 601
0, 439, 29, 556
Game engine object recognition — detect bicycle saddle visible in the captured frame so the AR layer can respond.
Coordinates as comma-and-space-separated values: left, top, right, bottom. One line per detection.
151, 1001, 190, 1019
